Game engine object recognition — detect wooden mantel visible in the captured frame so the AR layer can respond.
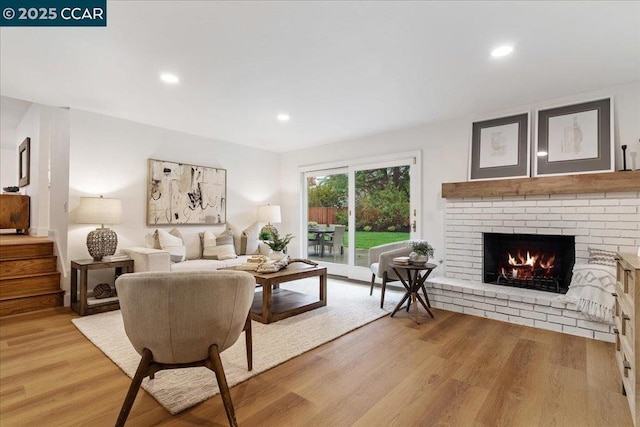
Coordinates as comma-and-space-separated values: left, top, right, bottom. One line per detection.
442, 170, 640, 198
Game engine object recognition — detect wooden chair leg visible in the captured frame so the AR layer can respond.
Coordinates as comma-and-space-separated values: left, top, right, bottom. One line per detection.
369, 273, 376, 296
381, 272, 388, 309
209, 345, 238, 427
244, 315, 253, 371
116, 348, 153, 427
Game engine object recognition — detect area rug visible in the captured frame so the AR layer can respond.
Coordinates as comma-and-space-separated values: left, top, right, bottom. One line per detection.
71, 278, 401, 414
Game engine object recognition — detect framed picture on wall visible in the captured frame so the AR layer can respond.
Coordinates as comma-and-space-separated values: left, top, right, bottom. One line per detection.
18, 137, 30, 187
468, 112, 530, 181
534, 97, 613, 176
147, 159, 227, 225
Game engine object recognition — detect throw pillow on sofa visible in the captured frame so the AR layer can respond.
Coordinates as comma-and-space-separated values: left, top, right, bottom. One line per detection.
226, 222, 244, 255
242, 222, 261, 255
169, 228, 203, 260
203, 230, 237, 260
157, 229, 186, 262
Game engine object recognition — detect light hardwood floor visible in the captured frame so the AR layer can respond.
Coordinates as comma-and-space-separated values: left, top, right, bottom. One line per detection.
0, 306, 633, 426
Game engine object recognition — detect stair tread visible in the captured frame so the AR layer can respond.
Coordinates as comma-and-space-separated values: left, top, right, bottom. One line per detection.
0, 255, 57, 262
0, 271, 61, 281
0, 289, 65, 301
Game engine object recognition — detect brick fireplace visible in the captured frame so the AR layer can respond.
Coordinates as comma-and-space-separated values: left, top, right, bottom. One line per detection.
427, 173, 640, 342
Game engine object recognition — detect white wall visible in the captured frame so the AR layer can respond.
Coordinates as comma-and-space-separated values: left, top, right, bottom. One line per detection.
66, 109, 281, 293
279, 81, 640, 268
48, 108, 71, 278
0, 147, 17, 189
15, 104, 49, 236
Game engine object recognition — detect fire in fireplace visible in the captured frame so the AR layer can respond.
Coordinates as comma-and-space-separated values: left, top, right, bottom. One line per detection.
483, 233, 575, 294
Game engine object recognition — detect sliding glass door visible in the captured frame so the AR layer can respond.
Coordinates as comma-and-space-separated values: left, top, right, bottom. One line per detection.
302, 153, 421, 280
304, 168, 348, 268
353, 164, 412, 268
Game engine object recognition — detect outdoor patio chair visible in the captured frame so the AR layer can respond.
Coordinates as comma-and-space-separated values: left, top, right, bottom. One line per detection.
323, 225, 345, 255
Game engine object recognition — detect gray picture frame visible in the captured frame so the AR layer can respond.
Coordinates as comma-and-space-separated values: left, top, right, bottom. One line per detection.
468, 112, 530, 181
534, 98, 613, 176
18, 137, 30, 187
147, 159, 227, 225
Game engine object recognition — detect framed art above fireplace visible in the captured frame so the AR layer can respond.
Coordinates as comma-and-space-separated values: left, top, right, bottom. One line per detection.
534, 97, 614, 177
468, 112, 530, 181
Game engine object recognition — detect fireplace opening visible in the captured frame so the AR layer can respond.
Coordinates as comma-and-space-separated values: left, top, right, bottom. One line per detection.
483, 233, 575, 294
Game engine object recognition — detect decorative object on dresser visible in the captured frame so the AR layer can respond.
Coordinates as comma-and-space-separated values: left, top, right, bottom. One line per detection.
18, 137, 30, 187
257, 204, 281, 240
147, 158, 226, 225
77, 195, 122, 261
468, 112, 530, 181
0, 194, 29, 234
613, 252, 640, 426
534, 97, 613, 176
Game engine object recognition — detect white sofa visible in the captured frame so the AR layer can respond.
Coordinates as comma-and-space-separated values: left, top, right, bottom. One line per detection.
123, 224, 270, 273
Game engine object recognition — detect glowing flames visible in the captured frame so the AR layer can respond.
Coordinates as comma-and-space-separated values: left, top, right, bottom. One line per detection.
500, 250, 556, 280
507, 251, 538, 267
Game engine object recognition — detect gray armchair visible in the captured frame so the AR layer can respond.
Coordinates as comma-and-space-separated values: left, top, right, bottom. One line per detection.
115, 270, 256, 427
368, 241, 412, 308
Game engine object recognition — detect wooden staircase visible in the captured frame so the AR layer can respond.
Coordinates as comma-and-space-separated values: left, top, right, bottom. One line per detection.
0, 235, 64, 316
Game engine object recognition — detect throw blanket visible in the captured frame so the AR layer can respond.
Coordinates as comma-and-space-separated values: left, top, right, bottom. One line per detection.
557, 263, 616, 323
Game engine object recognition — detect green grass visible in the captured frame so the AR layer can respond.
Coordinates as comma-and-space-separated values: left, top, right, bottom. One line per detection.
343, 231, 409, 250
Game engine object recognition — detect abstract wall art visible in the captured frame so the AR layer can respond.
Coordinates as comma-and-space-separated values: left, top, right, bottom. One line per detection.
147, 159, 226, 225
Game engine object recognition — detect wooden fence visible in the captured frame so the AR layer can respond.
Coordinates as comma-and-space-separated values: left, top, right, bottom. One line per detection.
308, 207, 347, 225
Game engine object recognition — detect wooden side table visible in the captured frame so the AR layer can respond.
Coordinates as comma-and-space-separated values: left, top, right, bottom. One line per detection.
70, 258, 134, 316
389, 262, 437, 324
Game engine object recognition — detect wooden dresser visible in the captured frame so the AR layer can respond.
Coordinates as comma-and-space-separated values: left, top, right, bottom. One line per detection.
0, 194, 29, 234
614, 252, 640, 425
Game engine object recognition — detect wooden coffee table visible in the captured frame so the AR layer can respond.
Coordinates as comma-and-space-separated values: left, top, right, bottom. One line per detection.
227, 263, 327, 324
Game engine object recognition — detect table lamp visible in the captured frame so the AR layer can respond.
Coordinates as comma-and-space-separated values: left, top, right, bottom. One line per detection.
257, 204, 281, 239
77, 195, 122, 261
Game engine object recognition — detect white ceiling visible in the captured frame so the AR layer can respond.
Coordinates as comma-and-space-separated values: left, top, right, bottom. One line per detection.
1, 1, 638, 153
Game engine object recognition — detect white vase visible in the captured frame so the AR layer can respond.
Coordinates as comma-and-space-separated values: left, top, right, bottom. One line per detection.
270, 250, 286, 261
409, 252, 428, 265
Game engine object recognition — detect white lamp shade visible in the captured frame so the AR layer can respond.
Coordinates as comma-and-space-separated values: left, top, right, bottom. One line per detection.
77, 196, 122, 225
257, 205, 281, 224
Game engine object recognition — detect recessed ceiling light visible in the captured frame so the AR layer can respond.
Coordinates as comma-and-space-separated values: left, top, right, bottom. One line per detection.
277, 113, 290, 122
491, 45, 514, 58
537, 151, 548, 157
160, 73, 179, 84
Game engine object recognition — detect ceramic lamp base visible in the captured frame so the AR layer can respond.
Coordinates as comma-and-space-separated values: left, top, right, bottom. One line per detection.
87, 227, 118, 261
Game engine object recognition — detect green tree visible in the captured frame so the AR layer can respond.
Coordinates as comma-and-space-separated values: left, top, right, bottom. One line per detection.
307, 174, 347, 207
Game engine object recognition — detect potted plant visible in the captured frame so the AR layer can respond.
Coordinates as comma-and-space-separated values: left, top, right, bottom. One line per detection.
266, 230, 295, 259
409, 240, 434, 265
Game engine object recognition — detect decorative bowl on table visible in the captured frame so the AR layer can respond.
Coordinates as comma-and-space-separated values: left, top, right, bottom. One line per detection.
3, 186, 19, 193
